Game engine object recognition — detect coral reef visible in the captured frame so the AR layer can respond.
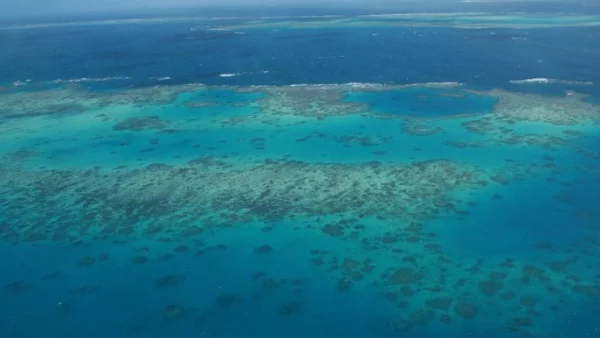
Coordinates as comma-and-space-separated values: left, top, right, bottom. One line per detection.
425, 297, 453, 311
242, 85, 366, 118
278, 301, 305, 315
155, 274, 186, 288
113, 116, 169, 131
0, 159, 485, 242
162, 303, 190, 320
388, 267, 425, 285
1, 82, 599, 338
0, 84, 201, 119
217, 294, 244, 307
5, 280, 32, 293
217, 13, 600, 31
454, 303, 478, 318
488, 89, 600, 125
254, 244, 273, 253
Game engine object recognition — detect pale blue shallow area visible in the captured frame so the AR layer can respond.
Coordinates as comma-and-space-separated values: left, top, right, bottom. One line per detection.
344, 88, 497, 117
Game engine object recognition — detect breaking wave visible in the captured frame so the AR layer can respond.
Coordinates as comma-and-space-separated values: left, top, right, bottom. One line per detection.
286, 81, 463, 89
510, 78, 593, 85
9, 76, 132, 87
51, 77, 132, 84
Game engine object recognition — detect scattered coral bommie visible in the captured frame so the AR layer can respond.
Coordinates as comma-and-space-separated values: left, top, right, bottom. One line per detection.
113, 116, 169, 131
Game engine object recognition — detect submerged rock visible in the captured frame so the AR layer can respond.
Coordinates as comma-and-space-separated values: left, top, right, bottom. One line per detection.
410, 309, 435, 325
132, 256, 149, 264
254, 244, 273, 253
154, 274, 186, 288
279, 301, 305, 315
5, 280, 32, 293
76, 256, 96, 267
425, 297, 454, 311
478, 280, 503, 296
389, 268, 424, 285
322, 223, 345, 237
163, 304, 188, 320
454, 303, 478, 318
113, 116, 169, 131
40, 271, 61, 281
217, 294, 244, 307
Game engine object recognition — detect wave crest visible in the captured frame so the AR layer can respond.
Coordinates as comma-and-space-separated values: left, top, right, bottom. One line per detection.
52, 77, 132, 84
510, 78, 593, 85
285, 82, 463, 89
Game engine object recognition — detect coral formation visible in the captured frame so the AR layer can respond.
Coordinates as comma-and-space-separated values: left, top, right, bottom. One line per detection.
162, 303, 189, 320
113, 116, 169, 131
0, 84, 200, 119
155, 274, 186, 288
1, 81, 599, 338
217, 294, 244, 307
254, 244, 273, 253
425, 297, 453, 311
454, 303, 478, 318
278, 301, 305, 315
388, 268, 425, 285
0, 159, 485, 242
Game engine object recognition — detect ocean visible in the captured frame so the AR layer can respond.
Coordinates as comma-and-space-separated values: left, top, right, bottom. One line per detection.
1, 4, 600, 338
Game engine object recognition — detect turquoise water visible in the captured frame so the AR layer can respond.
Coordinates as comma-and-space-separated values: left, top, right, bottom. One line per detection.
2, 9, 600, 338
2, 84, 600, 338
344, 88, 498, 117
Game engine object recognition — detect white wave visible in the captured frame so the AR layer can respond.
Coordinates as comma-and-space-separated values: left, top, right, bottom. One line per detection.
510, 78, 593, 85
462, 0, 532, 2
51, 76, 132, 84
0, 17, 204, 30
285, 82, 463, 89
0, 15, 350, 30
361, 12, 487, 18
288, 82, 380, 88
403, 81, 463, 88
346, 82, 384, 88
157, 77, 172, 81
211, 14, 344, 20
258, 15, 344, 19
12, 80, 30, 87
215, 70, 270, 80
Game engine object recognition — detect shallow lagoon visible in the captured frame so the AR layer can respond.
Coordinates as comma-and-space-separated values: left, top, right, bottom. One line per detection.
344, 87, 498, 117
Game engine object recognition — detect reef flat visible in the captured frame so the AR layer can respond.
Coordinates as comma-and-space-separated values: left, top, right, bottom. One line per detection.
4, 13, 600, 31
213, 13, 600, 31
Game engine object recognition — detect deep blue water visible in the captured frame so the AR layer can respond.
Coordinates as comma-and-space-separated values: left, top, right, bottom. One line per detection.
1, 22, 599, 97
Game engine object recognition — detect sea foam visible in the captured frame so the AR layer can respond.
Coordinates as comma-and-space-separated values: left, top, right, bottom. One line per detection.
510, 78, 593, 85
51, 76, 132, 84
